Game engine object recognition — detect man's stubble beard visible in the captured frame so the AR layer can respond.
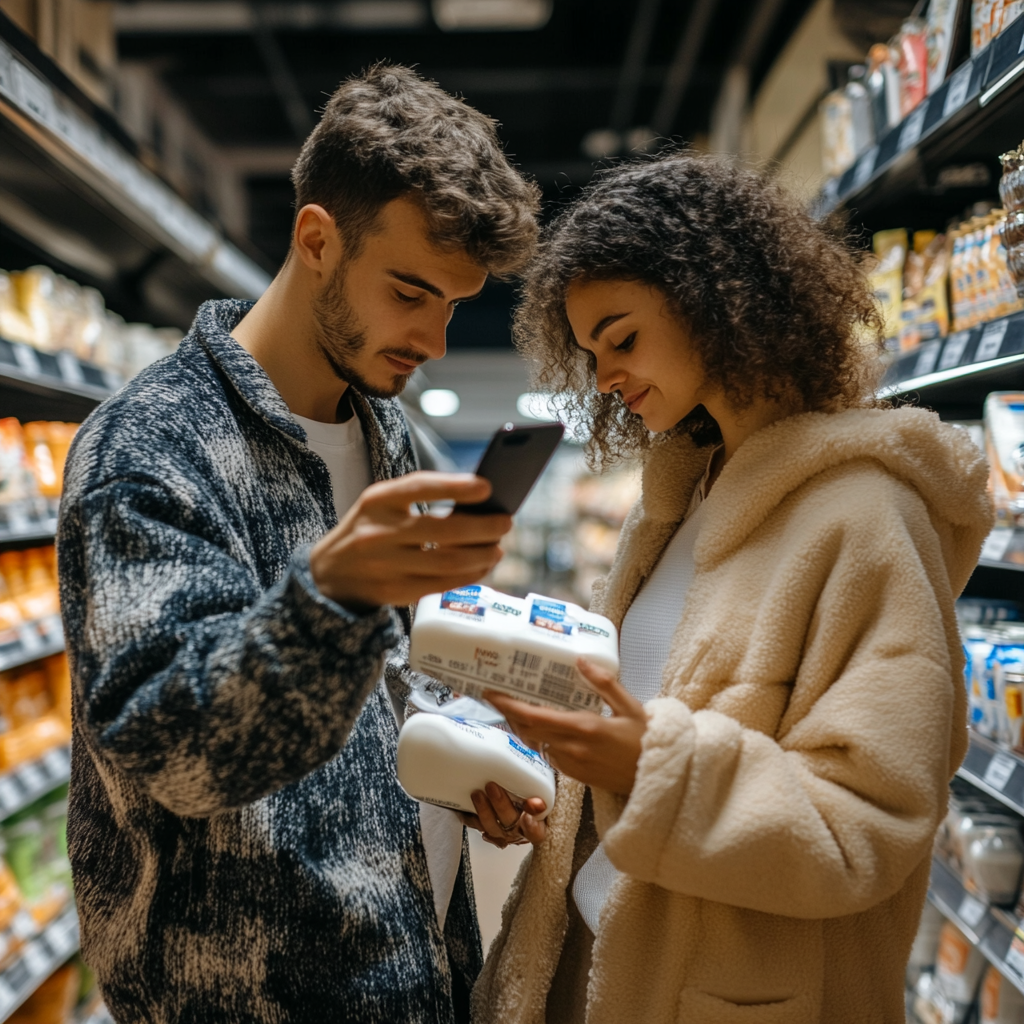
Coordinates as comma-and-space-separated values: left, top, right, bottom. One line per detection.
311, 264, 423, 400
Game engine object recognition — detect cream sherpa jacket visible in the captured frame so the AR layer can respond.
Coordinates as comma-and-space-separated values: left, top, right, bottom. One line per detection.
473, 407, 994, 1024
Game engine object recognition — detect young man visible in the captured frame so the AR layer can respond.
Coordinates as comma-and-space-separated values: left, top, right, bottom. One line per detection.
57, 65, 540, 1023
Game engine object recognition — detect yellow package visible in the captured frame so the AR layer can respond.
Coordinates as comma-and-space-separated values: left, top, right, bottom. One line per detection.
869, 229, 908, 347
916, 233, 950, 342
0, 274, 34, 347
0, 714, 69, 771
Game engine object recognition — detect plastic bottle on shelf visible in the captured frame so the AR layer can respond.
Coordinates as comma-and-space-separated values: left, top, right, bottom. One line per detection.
845, 65, 875, 157
866, 44, 901, 137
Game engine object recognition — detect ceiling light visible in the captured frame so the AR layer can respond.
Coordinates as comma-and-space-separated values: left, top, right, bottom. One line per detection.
581, 129, 621, 160
431, 0, 552, 31
517, 392, 583, 442
420, 389, 461, 417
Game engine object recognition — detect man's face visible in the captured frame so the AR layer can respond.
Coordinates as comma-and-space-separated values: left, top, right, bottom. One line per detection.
311, 197, 488, 398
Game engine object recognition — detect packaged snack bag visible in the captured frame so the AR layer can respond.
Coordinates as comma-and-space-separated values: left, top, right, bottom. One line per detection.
982, 963, 1024, 1021
0, 274, 34, 347
927, 0, 961, 90
10, 269, 56, 353
0, 668, 53, 729
0, 715, 68, 771
820, 89, 857, 177
0, 420, 38, 506
896, 19, 929, 115
935, 920, 986, 1004
974, 0, 996, 53
42, 655, 69, 728
916, 232, 951, 341
8, 961, 80, 1024
869, 229, 908, 347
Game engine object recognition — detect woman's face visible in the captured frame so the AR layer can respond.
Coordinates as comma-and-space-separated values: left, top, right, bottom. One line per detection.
565, 279, 710, 434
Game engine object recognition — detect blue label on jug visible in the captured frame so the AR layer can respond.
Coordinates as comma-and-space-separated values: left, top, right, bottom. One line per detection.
530, 598, 573, 635
441, 586, 486, 617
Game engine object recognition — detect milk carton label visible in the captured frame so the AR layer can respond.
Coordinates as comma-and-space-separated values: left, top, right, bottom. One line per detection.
441, 586, 487, 618
410, 586, 618, 713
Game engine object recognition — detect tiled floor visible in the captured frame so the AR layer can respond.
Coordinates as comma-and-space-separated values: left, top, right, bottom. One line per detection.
467, 829, 531, 950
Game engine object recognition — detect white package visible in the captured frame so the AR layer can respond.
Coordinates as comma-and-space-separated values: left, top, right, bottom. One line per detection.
397, 712, 556, 817
409, 585, 618, 713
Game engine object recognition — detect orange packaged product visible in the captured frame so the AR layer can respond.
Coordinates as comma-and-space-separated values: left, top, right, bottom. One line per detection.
0, 571, 23, 651
2, 550, 58, 623
8, 961, 80, 1024
21, 424, 76, 499
0, 715, 69, 771
41, 655, 69, 728
0, 420, 37, 506
0, 667, 52, 729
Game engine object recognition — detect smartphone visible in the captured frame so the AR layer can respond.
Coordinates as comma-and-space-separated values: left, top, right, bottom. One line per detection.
455, 422, 565, 515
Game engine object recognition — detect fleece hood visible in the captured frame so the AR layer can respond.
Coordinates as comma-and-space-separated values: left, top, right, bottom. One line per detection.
635, 405, 994, 590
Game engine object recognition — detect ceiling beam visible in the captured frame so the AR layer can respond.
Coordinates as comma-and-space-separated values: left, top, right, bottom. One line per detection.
651, 0, 720, 136
250, 4, 314, 140
609, 0, 662, 132
114, 1, 428, 33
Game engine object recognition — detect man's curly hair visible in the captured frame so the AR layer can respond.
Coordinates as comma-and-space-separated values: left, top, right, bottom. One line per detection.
292, 63, 540, 277
514, 153, 884, 467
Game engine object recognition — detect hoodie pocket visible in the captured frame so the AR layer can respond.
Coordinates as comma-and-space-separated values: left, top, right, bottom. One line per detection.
676, 990, 813, 1024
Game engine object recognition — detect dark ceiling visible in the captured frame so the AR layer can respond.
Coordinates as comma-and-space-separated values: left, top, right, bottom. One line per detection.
110, 0, 822, 348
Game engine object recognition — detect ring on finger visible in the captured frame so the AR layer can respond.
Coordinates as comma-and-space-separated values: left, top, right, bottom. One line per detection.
498, 818, 519, 833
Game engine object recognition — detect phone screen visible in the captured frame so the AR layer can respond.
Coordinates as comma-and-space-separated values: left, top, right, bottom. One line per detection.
455, 422, 564, 516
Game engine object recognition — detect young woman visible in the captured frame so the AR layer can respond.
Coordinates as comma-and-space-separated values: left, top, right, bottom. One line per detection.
467, 155, 994, 1024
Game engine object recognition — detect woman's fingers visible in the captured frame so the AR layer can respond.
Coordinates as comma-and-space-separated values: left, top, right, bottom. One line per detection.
576, 657, 645, 718
519, 812, 546, 846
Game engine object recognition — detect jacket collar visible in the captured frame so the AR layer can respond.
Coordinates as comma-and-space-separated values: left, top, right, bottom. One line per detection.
187, 299, 306, 443
185, 299, 415, 484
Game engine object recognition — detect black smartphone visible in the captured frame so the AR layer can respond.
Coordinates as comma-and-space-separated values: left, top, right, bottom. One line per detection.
455, 422, 565, 515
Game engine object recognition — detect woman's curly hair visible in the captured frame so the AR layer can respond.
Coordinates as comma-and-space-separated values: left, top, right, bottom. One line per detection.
514, 153, 885, 467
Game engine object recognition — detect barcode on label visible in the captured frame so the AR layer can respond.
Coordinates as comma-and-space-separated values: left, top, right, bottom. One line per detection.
512, 651, 542, 671
545, 661, 576, 679
539, 674, 574, 703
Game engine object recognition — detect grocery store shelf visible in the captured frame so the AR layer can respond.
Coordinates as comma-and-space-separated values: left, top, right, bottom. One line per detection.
0, 499, 57, 550
977, 528, 1024, 571
0, 12, 270, 330
957, 732, 1024, 816
0, 615, 63, 674
0, 902, 77, 1021
0, 745, 69, 822
814, 13, 1024, 224
879, 312, 1024, 414
928, 855, 1024, 995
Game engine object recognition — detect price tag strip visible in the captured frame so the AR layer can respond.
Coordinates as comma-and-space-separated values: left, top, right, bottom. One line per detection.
976, 318, 1010, 362
1005, 927, 1024, 981
958, 892, 988, 929
944, 62, 974, 117
898, 101, 929, 152
981, 528, 1016, 563
938, 330, 972, 370
984, 751, 1017, 792
0, 746, 69, 820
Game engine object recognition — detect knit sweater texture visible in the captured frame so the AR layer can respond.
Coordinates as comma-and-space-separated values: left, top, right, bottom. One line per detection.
58, 299, 481, 1023
472, 407, 993, 1024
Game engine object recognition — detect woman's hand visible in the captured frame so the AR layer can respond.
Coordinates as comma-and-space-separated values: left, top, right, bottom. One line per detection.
484, 657, 647, 796
456, 787, 547, 849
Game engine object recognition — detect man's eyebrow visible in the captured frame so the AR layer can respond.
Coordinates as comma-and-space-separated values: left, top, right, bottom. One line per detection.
388, 270, 483, 303
590, 312, 628, 341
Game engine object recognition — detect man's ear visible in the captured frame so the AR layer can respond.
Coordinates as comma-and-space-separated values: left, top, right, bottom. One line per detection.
292, 204, 342, 279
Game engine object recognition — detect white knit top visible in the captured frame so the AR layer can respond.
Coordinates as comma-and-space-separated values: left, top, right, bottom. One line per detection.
572, 449, 717, 933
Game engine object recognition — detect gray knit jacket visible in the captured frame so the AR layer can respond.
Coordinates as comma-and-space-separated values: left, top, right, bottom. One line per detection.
57, 299, 481, 1023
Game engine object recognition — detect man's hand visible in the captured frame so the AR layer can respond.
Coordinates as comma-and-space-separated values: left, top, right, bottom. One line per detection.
310, 471, 511, 613
484, 658, 647, 796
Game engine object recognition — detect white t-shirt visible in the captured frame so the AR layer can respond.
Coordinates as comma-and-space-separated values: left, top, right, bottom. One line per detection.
293, 408, 464, 930
572, 449, 717, 933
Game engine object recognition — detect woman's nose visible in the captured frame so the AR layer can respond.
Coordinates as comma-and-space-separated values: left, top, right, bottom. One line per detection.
595, 359, 625, 395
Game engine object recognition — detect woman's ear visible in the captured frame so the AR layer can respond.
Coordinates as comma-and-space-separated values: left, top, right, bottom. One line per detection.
292, 204, 343, 280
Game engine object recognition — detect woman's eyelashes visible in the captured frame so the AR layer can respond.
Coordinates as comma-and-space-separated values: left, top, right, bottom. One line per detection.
614, 332, 637, 353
